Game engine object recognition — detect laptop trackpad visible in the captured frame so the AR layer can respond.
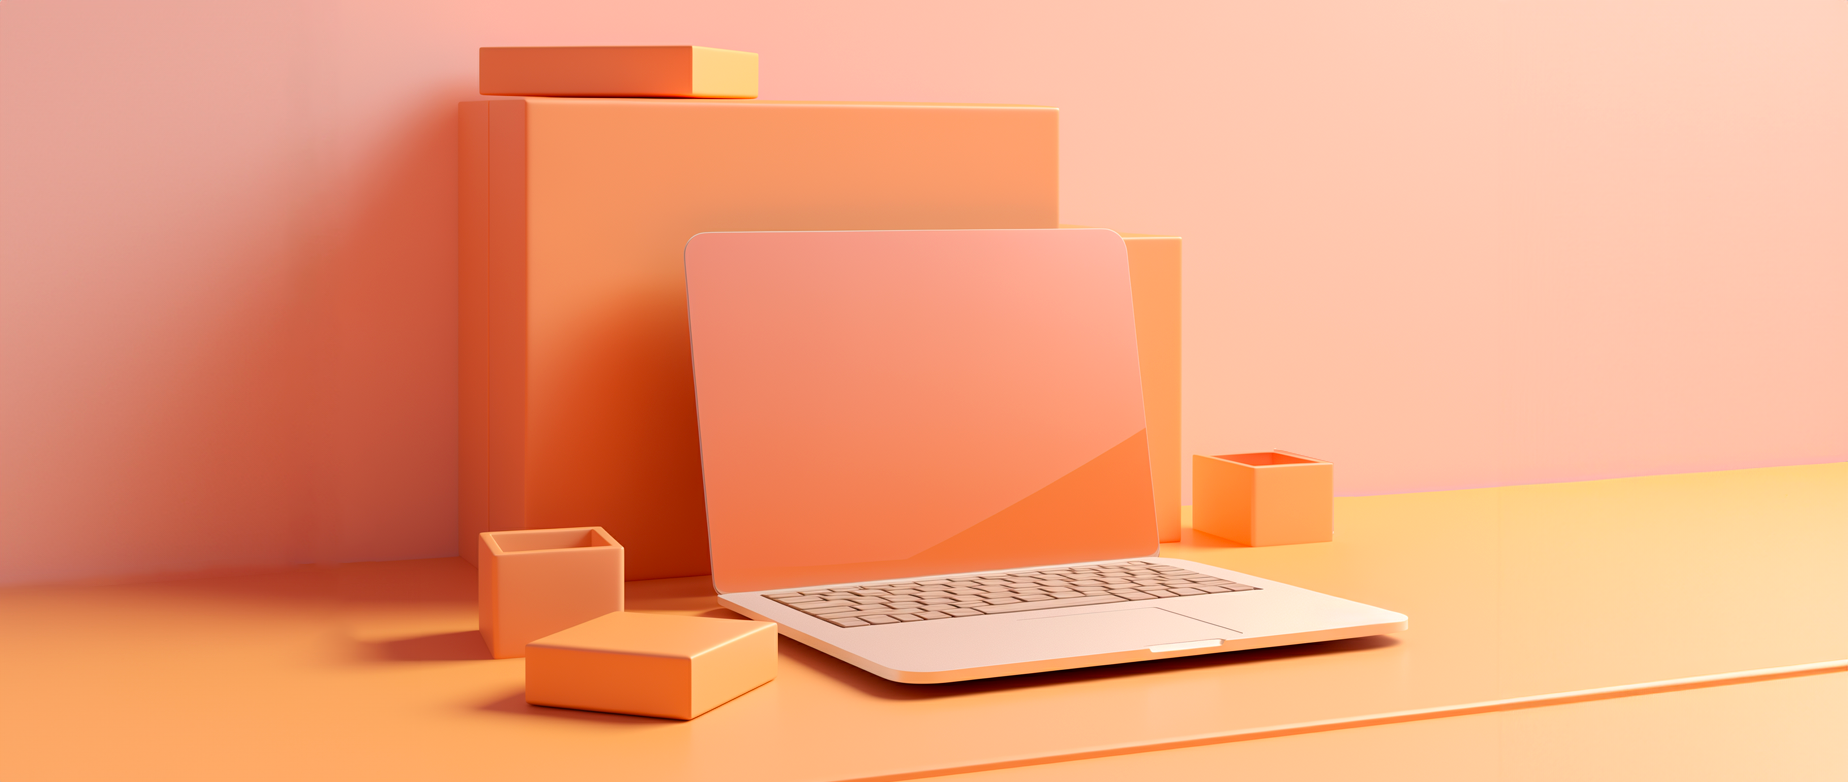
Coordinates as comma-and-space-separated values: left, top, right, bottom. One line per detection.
1015, 607, 1238, 654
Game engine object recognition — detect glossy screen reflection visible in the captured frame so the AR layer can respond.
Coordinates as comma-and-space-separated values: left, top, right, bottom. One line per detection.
685, 229, 1157, 594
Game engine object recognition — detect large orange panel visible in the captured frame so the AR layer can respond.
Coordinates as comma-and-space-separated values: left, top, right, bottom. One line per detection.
1064, 226, 1182, 543
459, 98, 1059, 578
1123, 232, 1182, 542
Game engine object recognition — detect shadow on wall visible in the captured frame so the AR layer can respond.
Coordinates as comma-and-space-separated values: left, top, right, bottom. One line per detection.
314, 98, 469, 566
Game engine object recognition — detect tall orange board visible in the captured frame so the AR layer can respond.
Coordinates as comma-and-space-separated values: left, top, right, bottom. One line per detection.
1065, 226, 1182, 542
459, 98, 1059, 578
1122, 233, 1182, 542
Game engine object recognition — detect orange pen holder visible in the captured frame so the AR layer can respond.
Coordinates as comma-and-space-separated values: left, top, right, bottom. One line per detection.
479, 527, 624, 659
526, 611, 778, 720
1192, 451, 1334, 546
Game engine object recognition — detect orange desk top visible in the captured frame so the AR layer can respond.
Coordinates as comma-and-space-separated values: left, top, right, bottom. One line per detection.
2, 464, 1843, 781
942, 665, 1848, 781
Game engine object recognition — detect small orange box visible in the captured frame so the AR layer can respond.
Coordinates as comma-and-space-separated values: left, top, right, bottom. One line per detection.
525, 611, 777, 720
479, 527, 624, 659
1192, 451, 1334, 546
480, 46, 758, 98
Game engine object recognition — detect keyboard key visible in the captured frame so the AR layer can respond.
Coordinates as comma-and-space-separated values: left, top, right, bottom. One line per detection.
984, 598, 1023, 605
893, 614, 923, 622
1170, 587, 1206, 596
863, 615, 899, 625
943, 608, 982, 617
976, 595, 1124, 614
1229, 585, 1261, 592
827, 617, 870, 627
1142, 589, 1177, 598
1196, 585, 1231, 593
1116, 591, 1156, 600
800, 600, 854, 609
1018, 594, 1054, 601
916, 611, 950, 620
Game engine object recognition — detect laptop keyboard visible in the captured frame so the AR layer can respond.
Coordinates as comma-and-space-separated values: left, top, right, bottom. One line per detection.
764, 561, 1260, 627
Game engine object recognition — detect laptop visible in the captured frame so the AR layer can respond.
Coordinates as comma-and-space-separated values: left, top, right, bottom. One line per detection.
684, 228, 1406, 683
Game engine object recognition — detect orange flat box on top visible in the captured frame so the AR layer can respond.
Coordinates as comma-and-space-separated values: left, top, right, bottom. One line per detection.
480, 46, 758, 98
1193, 451, 1334, 546
526, 611, 778, 720
459, 97, 1058, 578
1065, 226, 1183, 542
479, 527, 624, 659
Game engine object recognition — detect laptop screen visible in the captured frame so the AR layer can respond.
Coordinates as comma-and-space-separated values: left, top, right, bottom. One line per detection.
685, 229, 1156, 594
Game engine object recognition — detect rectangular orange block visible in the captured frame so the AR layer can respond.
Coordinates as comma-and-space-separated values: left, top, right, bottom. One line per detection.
525, 611, 778, 720
459, 97, 1059, 578
1192, 451, 1334, 546
1124, 232, 1182, 542
479, 527, 624, 659
480, 46, 758, 98
1063, 226, 1182, 542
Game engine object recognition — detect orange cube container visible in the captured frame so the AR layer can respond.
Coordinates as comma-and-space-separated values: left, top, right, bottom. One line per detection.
525, 611, 777, 720
1192, 451, 1334, 546
459, 97, 1058, 578
478, 527, 624, 659
480, 46, 758, 99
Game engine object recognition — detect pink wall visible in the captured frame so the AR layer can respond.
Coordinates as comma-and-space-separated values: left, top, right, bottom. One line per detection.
3, 1, 1844, 585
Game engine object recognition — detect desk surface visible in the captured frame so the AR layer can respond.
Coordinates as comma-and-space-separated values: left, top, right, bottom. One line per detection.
2, 464, 1843, 781
940, 665, 1848, 781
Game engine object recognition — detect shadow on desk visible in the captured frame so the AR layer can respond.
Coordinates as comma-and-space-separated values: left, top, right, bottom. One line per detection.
363, 631, 494, 661
778, 633, 1401, 701
478, 691, 681, 725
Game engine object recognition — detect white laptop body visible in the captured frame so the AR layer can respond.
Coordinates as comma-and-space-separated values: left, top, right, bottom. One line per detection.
684, 229, 1406, 683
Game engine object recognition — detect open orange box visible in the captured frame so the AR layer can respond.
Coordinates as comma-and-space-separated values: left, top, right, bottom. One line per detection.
1192, 451, 1334, 546
478, 527, 625, 659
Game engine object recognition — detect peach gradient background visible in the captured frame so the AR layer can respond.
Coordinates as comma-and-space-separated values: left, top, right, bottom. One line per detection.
2, 1, 1844, 586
